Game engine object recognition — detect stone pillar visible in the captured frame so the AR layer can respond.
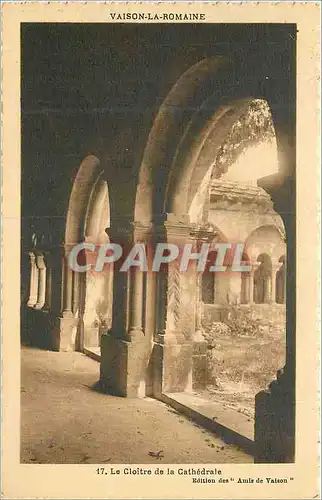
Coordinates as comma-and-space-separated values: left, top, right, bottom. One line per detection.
192, 270, 208, 390
63, 258, 73, 315
255, 174, 295, 463
53, 249, 77, 351
195, 272, 205, 339
263, 274, 271, 303
72, 267, 79, 315
240, 272, 249, 304
100, 219, 151, 397
27, 252, 38, 307
249, 261, 259, 304
34, 254, 46, 309
128, 267, 144, 338
191, 226, 218, 390
228, 270, 242, 305
152, 214, 199, 397
248, 273, 254, 304
276, 260, 286, 305
43, 253, 52, 311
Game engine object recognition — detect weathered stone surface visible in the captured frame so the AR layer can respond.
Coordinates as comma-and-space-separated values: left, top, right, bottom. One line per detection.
100, 333, 152, 398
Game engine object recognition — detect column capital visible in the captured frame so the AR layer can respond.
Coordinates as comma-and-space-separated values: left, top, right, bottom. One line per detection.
250, 260, 261, 274
132, 221, 154, 243
152, 213, 195, 244
107, 218, 154, 245
190, 222, 220, 244
28, 251, 36, 262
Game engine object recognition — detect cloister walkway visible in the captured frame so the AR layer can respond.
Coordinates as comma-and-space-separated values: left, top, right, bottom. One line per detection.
21, 347, 252, 464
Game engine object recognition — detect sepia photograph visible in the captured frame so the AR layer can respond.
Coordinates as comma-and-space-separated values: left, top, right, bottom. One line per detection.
1, 3, 320, 499
20, 21, 294, 465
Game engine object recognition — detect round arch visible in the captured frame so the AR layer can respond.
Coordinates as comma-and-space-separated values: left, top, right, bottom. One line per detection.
65, 155, 103, 247
245, 224, 286, 263
134, 57, 294, 224
84, 173, 110, 243
64, 155, 113, 355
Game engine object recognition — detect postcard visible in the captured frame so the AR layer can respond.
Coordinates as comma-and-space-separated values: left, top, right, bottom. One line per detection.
1, 2, 320, 498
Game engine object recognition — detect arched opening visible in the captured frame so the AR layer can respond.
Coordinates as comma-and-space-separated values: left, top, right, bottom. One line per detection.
65, 156, 113, 357
135, 67, 290, 440
276, 255, 286, 304
240, 253, 251, 304
82, 175, 113, 356
254, 253, 272, 304
201, 250, 217, 304
201, 272, 215, 304
186, 101, 288, 424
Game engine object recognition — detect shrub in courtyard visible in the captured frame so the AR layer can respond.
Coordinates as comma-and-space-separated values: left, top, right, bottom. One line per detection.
203, 322, 231, 348
226, 306, 262, 337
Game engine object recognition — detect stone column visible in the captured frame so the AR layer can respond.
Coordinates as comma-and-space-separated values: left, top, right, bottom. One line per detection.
195, 272, 205, 338
152, 214, 199, 396
276, 260, 286, 304
191, 269, 208, 391
34, 254, 46, 309
249, 261, 259, 304
255, 174, 295, 463
27, 252, 38, 307
264, 273, 271, 303
52, 248, 77, 351
62, 258, 73, 316
43, 253, 52, 311
240, 272, 249, 304
72, 267, 79, 315
128, 267, 144, 338
228, 270, 242, 305
100, 219, 151, 397
248, 273, 254, 304
190, 226, 217, 391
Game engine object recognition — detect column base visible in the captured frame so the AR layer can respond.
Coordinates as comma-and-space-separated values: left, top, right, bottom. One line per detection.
152, 337, 193, 397
100, 333, 151, 398
33, 303, 45, 310
53, 313, 77, 352
22, 307, 53, 349
255, 370, 295, 463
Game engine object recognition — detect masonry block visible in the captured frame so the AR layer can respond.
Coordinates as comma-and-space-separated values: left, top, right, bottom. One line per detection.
100, 333, 151, 398
152, 339, 193, 396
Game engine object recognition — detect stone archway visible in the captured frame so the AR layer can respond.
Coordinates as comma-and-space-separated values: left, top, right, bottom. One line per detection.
61, 155, 113, 354
143, 97, 284, 392
276, 255, 286, 304
82, 174, 113, 356
254, 253, 273, 304
98, 53, 296, 462
133, 58, 295, 462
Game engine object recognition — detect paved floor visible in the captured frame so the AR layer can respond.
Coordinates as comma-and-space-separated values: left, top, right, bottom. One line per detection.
21, 347, 253, 464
